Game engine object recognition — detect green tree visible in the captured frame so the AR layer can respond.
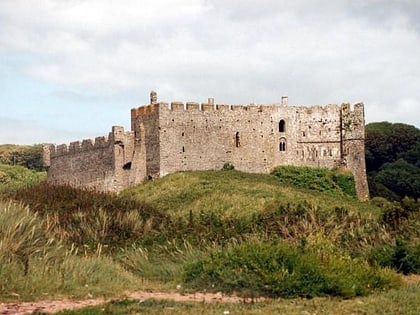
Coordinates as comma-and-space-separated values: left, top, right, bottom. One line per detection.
365, 122, 420, 199
373, 159, 420, 199
365, 122, 419, 171
0, 144, 44, 171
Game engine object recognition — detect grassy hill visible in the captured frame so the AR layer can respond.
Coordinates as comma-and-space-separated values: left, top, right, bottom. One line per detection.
120, 167, 364, 219
0, 166, 419, 311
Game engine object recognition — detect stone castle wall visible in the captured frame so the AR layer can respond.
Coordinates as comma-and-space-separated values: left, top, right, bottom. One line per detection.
44, 126, 136, 192
44, 92, 369, 200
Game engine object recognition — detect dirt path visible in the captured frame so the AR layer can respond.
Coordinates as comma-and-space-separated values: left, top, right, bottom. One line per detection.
0, 291, 255, 315
1, 275, 418, 315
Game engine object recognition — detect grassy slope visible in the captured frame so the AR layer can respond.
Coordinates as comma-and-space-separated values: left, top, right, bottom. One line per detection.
1, 167, 418, 311
121, 169, 376, 219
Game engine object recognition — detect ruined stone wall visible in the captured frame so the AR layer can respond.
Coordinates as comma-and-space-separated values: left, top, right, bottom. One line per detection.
154, 100, 351, 177
44, 126, 135, 192
341, 103, 369, 200
131, 104, 160, 179
272, 104, 343, 168
109, 126, 136, 191
139, 97, 368, 200
157, 101, 275, 176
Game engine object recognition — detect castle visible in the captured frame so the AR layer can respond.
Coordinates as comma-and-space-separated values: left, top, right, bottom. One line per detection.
43, 91, 369, 200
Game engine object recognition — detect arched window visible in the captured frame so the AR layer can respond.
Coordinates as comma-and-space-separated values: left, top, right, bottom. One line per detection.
279, 120, 285, 132
279, 138, 286, 152
235, 132, 240, 147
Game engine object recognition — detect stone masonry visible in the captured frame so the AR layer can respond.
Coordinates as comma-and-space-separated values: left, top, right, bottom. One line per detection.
43, 91, 369, 200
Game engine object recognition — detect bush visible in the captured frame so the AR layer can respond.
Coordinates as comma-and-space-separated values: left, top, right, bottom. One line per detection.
0, 164, 45, 192
183, 239, 401, 298
369, 239, 420, 275
271, 166, 356, 197
222, 162, 235, 170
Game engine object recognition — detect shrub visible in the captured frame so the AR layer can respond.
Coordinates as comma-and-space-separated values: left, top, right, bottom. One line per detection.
369, 239, 420, 275
271, 166, 356, 197
222, 162, 235, 170
0, 164, 45, 192
182, 239, 400, 298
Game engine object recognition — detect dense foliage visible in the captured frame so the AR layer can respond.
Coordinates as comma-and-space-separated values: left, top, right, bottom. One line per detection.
0, 163, 46, 192
365, 122, 420, 200
271, 166, 356, 197
183, 239, 400, 298
0, 144, 44, 171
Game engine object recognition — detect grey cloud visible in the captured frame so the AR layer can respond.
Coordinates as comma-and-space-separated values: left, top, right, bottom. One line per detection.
0, 117, 92, 145
0, 0, 419, 146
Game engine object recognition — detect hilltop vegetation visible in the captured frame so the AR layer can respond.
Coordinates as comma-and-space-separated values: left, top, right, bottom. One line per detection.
0, 164, 45, 192
366, 122, 420, 200
0, 144, 44, 171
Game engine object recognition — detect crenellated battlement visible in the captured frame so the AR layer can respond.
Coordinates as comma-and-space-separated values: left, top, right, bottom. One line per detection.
47, 126, 133, 158
130, 91, 364, 117
49, 137, 108, 158
130, 103, 159, 118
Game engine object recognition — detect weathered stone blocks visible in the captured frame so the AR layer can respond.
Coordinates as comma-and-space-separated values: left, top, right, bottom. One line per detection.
44, 92, 369, 200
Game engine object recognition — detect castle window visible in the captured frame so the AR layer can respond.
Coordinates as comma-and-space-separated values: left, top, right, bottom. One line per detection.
235, 132, 240, 147
182, 132, 185, 136
279, 138, 286, 152
279, 120, 285, 132
182, 146, 185, 153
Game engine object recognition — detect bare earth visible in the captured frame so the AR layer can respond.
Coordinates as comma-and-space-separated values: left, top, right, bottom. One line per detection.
0, 291, 255, 315
1, 275, 418, 315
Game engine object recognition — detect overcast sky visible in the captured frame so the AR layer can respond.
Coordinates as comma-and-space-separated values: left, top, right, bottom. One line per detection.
1, 0, 419, 145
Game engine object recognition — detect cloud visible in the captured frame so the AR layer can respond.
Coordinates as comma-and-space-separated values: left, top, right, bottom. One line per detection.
0, 0, 419, 146
0, 116, 94, 145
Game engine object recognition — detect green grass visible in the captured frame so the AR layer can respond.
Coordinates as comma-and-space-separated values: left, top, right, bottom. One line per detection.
120, 169, 371, 219
183, 238, 401, 298
0, 200, 146, 301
